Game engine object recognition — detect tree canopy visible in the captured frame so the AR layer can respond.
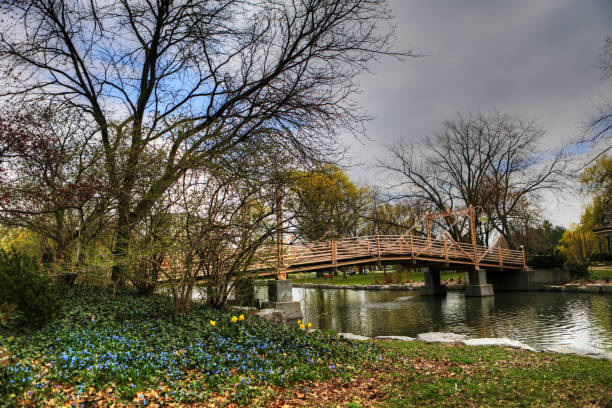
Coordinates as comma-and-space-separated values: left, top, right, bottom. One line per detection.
289, 165, 369, 241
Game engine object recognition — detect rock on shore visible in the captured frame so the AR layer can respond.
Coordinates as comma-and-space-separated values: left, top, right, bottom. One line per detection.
416, 332, 467, 343
462, 338, 535, 351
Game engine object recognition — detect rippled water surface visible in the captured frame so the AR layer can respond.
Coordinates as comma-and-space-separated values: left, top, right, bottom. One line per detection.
292, 288, 612, 353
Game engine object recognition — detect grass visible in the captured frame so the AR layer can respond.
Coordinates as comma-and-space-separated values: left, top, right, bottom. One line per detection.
271, 340, 612, 407
292, 269, 464, 286
589, 265, 612, 281
376, 341, 612, 407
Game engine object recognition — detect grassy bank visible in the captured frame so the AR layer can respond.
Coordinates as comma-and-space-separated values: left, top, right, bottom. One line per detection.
291, 269, 463, 286
269, 340, 612, 407
589, 265, 612, 281
292, 266, 612, 287
2, 286, 611, 407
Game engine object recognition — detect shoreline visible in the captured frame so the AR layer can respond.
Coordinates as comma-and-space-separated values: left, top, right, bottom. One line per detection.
336, 331, 612, 361
293, 281, 612, 294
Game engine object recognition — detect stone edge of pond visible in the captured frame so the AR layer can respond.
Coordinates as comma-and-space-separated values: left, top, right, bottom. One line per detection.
293, 283, 465, 291
293, 282, 612, 294
542, 284, 612, 294
337, 332, 612, 361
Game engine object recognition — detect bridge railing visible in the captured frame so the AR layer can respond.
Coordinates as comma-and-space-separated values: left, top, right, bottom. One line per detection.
248, 233, 526, 273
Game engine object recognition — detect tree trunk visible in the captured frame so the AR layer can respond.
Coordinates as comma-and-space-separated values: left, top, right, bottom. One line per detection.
112, 206, 131, 285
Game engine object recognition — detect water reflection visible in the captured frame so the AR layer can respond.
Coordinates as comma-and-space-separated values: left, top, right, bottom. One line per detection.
293, 288, 612, 353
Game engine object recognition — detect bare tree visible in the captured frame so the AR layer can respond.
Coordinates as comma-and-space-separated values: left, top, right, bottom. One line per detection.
0, 0, 410, 282
581, 36, 612, 159
156, 163, 292, 313
383, 112, 566, 248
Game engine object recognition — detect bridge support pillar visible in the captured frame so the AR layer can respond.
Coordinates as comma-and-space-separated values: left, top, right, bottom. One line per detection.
264, 280, 303, 326
420, 268, 447, 296
465, 269, 494, 297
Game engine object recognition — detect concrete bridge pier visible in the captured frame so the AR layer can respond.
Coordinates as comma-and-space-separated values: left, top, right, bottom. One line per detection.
264, 279, 303, 325
465, 268, 494, 297
420, 267, 447, 296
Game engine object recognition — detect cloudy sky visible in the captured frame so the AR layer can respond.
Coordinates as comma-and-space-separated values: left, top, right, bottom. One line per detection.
342, 0, 611, 227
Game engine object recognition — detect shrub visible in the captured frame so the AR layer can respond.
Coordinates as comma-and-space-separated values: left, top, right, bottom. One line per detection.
529, 253, 566, 269
590, 253, 612, 263
0, 302, 15, 324
233, 278, 256, 306
0, 248, 58, 326
566, 262, 588, 279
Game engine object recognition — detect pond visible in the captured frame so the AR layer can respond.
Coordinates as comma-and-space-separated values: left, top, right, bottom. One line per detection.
292, 288, 612, 354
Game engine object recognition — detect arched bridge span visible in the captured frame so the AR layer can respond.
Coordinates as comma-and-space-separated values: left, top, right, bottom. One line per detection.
251, 233, 526, 278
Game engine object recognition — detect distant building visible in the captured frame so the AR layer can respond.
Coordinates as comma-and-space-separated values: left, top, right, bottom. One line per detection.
593, 212, 612, 254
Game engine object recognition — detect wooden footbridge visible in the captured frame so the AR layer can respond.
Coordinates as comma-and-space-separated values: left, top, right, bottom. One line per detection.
251, 206, 526, 278
251, 233, 526, 277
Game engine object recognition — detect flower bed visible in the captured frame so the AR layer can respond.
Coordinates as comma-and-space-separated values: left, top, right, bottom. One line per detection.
0, 287, 372, 407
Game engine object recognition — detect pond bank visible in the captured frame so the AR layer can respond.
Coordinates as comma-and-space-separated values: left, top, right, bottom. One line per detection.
269, 338, 612, 408
336, 331, 612, 360
293, 282, 466, 291
293, 281, 612, 293
543, 283, 612, 294
0, 286, 371, 407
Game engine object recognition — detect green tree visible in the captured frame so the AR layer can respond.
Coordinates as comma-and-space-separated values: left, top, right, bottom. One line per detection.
579, 154, 611, 254
523, 221, 566, 256
289, 165, 369, 241
557, 223, 597, 266
581, 154, 611, 223
360, 200, 422, 236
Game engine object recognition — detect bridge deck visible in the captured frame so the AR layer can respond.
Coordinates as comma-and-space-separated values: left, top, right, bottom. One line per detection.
251, 234, 525, 275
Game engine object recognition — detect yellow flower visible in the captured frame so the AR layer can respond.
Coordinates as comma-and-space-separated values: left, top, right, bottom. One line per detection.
239, 314, 245, 321
297, 319, 302, 325
307, 322, 312, 329
299, 323, 305, 329
210, 320, 216, 326
231, 316, 238, 323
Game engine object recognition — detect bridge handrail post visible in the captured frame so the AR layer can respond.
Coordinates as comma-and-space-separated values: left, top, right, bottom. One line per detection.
331, 239, 337, 275
498, 244, 503, 270
426, 213, 431, 250
443, 238, 449, 265
521, 245, 526, 269
468, 205, 479, 268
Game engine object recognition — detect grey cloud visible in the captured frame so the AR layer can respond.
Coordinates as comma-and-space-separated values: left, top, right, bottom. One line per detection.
341, 0, 611, 226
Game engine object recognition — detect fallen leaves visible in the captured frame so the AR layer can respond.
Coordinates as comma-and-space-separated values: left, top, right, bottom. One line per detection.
265, 364, 388, 408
